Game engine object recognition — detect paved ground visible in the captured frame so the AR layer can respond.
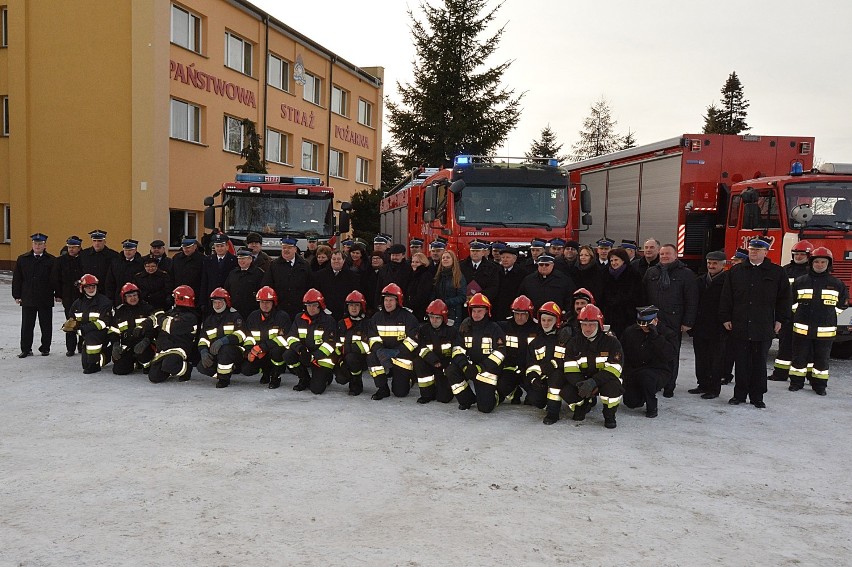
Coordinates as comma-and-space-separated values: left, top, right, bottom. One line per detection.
1, 281, 850, 566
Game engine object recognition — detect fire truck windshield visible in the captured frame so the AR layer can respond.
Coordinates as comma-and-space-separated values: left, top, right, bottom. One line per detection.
454, 185, 569, 227
222, 193, 333, 236
785, 182, 852, 230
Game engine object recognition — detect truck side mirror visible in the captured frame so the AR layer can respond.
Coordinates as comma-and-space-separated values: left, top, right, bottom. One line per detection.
580, 186, 591, 213
582, 213, 593, 227
341, 201, 352, 212
338, 210, 351, 234
449, 179, 466, 195
203, 196, 215, 207
203, 207, 216, 230
423, 210, 435, 223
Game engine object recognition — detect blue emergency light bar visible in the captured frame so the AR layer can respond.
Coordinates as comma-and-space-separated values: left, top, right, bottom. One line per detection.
454, 155, 559, 167
235, 173, 323, 185
454, 155, 471, 166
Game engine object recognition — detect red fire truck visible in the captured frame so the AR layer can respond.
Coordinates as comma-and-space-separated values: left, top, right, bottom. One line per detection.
380, 155, 591, 258
203, 173, 350, 253
725, 162, 852, 351
564, 134, 815, 267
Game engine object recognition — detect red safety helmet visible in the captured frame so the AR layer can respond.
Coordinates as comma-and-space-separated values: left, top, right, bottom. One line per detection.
255, 286, 278, 305
173, 285, 195, 308
381, 283, 404, 306
467, 293, 492, 317
510, 295, 535, 318
120, 282, 140, 302
577, 304, 605, 329
810, 246, 833, 266
573, 287, 596, 305
791, 240, 814, 255
210, 287, 232, 308
426, 299, 449, 323
345, 290, 367, 312
78, 274, 99, 293
303, 288, 326, 310
538, 301, 563, 322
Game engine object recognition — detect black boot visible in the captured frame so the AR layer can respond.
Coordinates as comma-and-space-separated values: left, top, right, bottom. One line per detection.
292, 366, 310, 391
216, 376, 230, 388
259, 369, 271, 384
603, 406, 617, 429
268, 375, 282, 389
572, 400, 591, 421
349, 374, 363, 396
371, 386, 390, 400
543, 413, 559, 425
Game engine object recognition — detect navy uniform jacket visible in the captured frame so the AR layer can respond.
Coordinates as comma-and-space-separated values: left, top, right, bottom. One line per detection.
13, 251, 57, 307
720, 259, 790, 341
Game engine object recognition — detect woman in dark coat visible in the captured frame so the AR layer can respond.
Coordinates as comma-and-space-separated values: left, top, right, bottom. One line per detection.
406, 252, 436, 321
571, 245, 603, 304
599, 247, 643, 339
432, 250, 467, 326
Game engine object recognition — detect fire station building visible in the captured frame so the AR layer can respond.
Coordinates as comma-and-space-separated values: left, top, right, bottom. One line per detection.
0, 0, 383, 267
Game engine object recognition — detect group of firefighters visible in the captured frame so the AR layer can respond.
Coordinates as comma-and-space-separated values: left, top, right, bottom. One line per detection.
11, 229, 849, 428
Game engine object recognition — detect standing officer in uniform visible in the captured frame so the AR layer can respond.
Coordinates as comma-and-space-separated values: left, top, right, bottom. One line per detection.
148, 286, 199, 384
52, 235, 85, 356
148, 239, 172, 273
690, 250, 729, 399
461, 240, 500, 302
720, 237, 790, 408
170, 236, 205, 302
201, 233, 238, 303
223, 248, 264, 319
365, 283, 419, 400
518, 254, 575, 313
596, 237, 614, 265
493, 246, 526, 320
621, 306, 677, 418
770, 240, 813, 381
245, 232, 272, 273
63, 274, 113, 374
280, 289, 338, 394
788, 247, 849, 395
13, 233, 57, 357
80, 230, 120, 296
428, 238, 447, 266
262, 236, 313, 319
106, 239, 144, 306
242, 286, 291, 388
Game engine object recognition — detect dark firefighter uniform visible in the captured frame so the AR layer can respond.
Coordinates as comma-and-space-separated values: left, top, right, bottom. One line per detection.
524, 325, 570, 410
446, 310, 507, 413
620, 307, 678, 418
281, 308, 338, 394
242, 308, 292, 386
109, 299, 158, 375
69, 290, 114, 374
335, 312, 370, 396
148, 305, 199, 383
498, 316, 540, 404
413, 319, 458, 404
788, 253, 849, 394
771, 253, 811, 380
197, 305, 246, 388
366, 306, 420, 399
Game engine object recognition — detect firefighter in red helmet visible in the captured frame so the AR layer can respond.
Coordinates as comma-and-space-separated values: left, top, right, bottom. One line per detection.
524, 301, 571, 409
412, 299, 459, 404
497, 295, 541, 404
280, 288, 338, 394
365, 283, 419, 400
546, 304, 624, 428
63, 274, 114, 374
334, 290, 371, 396
109, 282, 158, 375
771, 240, 814, 381
196, 288, 245, 388
148, 285, 200, 383
241, 286, 292, 388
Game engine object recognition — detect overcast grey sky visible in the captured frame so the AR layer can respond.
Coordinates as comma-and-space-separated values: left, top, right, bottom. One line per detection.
254, 0, 852, 163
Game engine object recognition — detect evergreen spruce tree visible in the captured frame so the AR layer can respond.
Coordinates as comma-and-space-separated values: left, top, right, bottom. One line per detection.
525, 124, 567, 164
702, 72, 750, 134
570, 97, 622, 161
236, 118, 267, 174
386, 0, 523, 170
380, 145, 406, 190
620, 129, 637, 150
350, 188, 382, 245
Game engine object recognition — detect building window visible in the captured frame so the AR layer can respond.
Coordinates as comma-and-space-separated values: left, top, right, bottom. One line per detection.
329, 149, 345, 178
302, 141, 320, 173
331, 86, 348, 117
171, 4, 202, 54
1, 7, 7, 48
170, 98, 201, 143
224, 116, 245, 153
356, 157, 369, 184
358, 99, 373, 127
225, 31, 252, 75
267, 53, 290, 92
2, 204, 10, 243
2, 96, 8, 136
266, 129, 290, 164
303, 72, 321, 105
169, 210, 197, 248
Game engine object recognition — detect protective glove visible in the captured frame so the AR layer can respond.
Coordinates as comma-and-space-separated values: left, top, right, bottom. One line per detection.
199, 348, 215, 368
133, 337, 151, 355
463, 364, 478, 382
247, 345, 266, 362
61, 318, 79, 333
577, 378, 598, 399
209, 337, 228, 355
131, 326, 146, 339
112, 342, 124, 362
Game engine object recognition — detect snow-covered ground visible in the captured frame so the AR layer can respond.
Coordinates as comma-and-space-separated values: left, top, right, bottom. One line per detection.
1, 280, 850, 566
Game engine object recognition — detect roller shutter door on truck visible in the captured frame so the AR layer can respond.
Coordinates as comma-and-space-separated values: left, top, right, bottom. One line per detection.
606, 164, 641, 243
581, 170, 607, 244
638, 155, 682, 247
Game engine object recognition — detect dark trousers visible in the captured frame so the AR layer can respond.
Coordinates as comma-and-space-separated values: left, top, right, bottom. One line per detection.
242, 344, 285, 377
665, 331, 683, 393
771, 322, 794, 379
367, 349, 415, 398
21, 304, 53, 353
63, 303, 77, 353
335, 352, 366, 394
473, 370, 517, 414
413, 357, 453, 403
623, 368, 664, 412
81, 329, 108, 370
790, 337, 833, 391
732, 339, 771, 403
547, 370, 623, 417
693, 333, 726, 395
283, 347, 335, 394
112, 344, 155, 375
148, 352, 191, 383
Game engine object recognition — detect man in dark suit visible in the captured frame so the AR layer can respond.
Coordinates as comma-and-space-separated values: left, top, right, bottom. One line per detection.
12, 233, 57, 357
52, 235, 85, 356
493, 246, 527, 320
200, 232, 238, 304
169, 236, 205, 302
460, 240, 499, 302
262, 236, 313, 318
148, 239, 172, 273
79, 229, 120, 296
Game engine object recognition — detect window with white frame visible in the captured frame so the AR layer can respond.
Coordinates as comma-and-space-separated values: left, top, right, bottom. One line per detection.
302, 141, 320, 172
225, 31, 252, 75
169, 210, 197, 248
171, 4, 202, 53
358, 99, 373, 127
329, 149, 345, 178
3, 204, 10, 243
224, 116, 245, 153
356, 157, 369, 184
266, 129, 289, 164
2, 96, 8, 136
267, 53, 290, 92
303, 72, 321, 105
1, 7, 7, 48
331, 86, 348, 117
170, 98, 201, 142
